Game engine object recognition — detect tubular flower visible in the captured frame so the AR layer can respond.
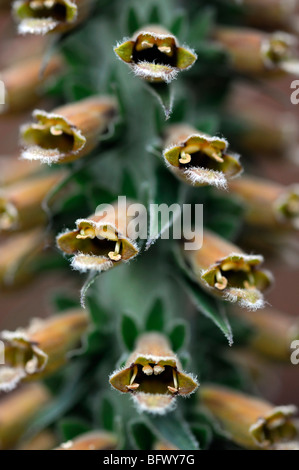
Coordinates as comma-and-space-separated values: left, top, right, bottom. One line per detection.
231, 306, 299, 362
163, 124, 242, 189
0, 383, 51, 450
20, 95, 118, 164
114, 24, 197, 84
109, 332, 199, 415
236, 0, 299, 31
12, 0, 94, 35
56, 199, 139, 273
224, 82, 297, 157
0, 155, 41, 186
229, 177, 299, 231
200, 385, 298, 449
214, 27, 299, 76
0, 309, 88, 392
183, 229, 273, 310
55, 431, 118, 450
0, 228, 45, 288
0, 54, 64, 114
17, 430, 57, 450
0, 171, 66, 232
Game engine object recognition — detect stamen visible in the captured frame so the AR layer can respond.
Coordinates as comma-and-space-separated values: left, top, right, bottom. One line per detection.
130, 365, 138, 385
98, 226, 118, 241
44, 0, 55, 8
141, 41, 154, 50
108, 240, 122, 262
168, 386, 178, 394
205, 147, 224, 163
142, 364, 153, 376
50, 125, 63, 136
127, 383, 140, 391
179, 151, 191, 164
158, 46, 172, 55
153, 365, 165, 375
215, 268, 228, 291
30, 0, 44, 9
76, 228, 95, 239
173, 369, 178, 390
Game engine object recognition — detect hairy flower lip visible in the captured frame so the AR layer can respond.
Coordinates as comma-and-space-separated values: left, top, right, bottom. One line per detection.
12, 0, 91, 35
163, 125, 242, 189
114, 25, 197, 83
20, 96, 118, 164
56, 202, 140, 273
109, 333, 198, 414
275, 184, 299, 229
0, 309, 88, 392
55, 431, 118, 451
184, 230, 273, 310
200, 385, 298, 449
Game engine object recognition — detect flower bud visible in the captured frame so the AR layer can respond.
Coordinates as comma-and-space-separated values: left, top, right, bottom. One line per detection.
114, 24, 197, 83
56, 199, 140, 273
163, 124, 242, 189
20, 95, 118, 164
0, 171, 66, 232
183, 229, 273, 310
0, 383, 51, 449
55, 431, 117, 450
0, 154, 41, 186
0, 308, 88, 391
229, 177, 299, 230
109, 332, 199, 414
214, 27, 299, 76
231, 306, 299, 361
13, 0, 94, 35
200, 385, 298, 449
0, 54, 64, 114
0, 228, 45, 288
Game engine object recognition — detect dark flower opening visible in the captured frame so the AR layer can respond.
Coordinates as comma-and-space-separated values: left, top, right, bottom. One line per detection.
25, 126, 75, 153
178, 150, 225, 172
132, 44, 177, 67
127, 363, 179, 395
20, 1, 69, 22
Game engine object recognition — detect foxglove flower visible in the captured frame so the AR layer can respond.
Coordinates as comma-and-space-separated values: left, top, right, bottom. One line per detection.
235, 0, 298, 31
0, 171, 66, 232
0, 383, 51, 450
0, 309, 88, 391
215, 27, 299, 76
56, 199, 139, 273
231, 306, 299, 362
183, 229, 273, 310
0, 54, 64, 114
20, 96, 118, 164
163, 124, 242, 189
114, 24, 197, 84
13, 0, 93, 35
0, 154, 41, 186
230, 177, 299, 230
109, 332, 198, 414
200, 385, 298, 449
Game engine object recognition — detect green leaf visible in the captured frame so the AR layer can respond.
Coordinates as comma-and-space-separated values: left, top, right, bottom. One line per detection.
145, 411, 199, 451
120, 313, 139, 350
190, 424, 213, 450
100, 396, 116, 432
169, 320, 188, 352
181, 276, 233, 346
51, 294, 80, 312
145, 82, 174, 120
187, 8, 215, 48
127, 6, 140, 35
59, 418, 91, 441
149, 5, 161, 24
87, 296, 109, 330
129, 420, 156, 450
170, 11, 187, 38
145, 298, 165, 332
